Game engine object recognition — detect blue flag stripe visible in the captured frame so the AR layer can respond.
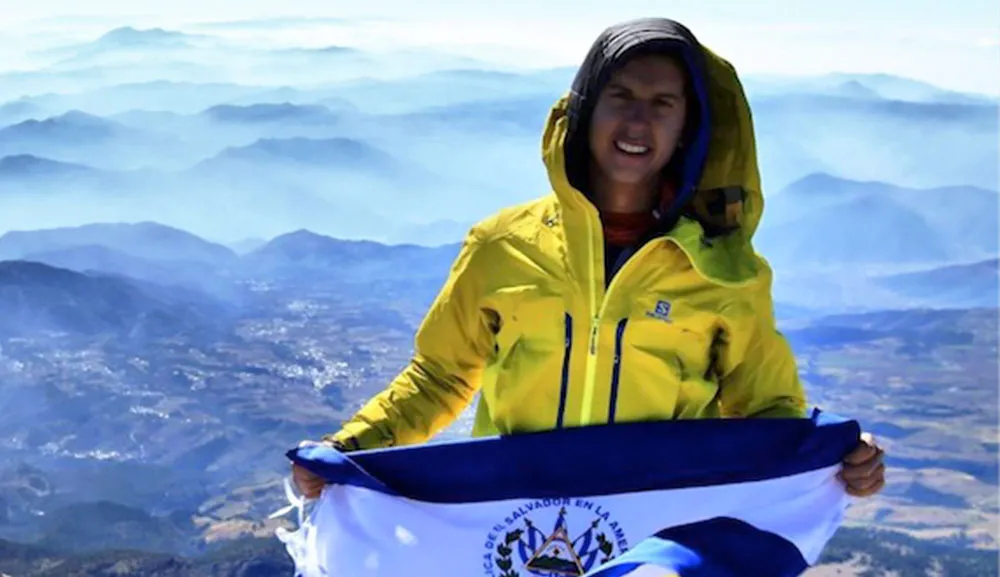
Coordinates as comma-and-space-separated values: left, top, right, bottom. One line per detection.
287, 408, 859, 504
584, 517, 809, 576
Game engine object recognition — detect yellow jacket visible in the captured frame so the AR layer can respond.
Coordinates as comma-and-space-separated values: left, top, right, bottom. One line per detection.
327, 41, 806, 451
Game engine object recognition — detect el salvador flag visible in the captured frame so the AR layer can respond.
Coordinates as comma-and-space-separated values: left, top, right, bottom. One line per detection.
276, 409, 858, 577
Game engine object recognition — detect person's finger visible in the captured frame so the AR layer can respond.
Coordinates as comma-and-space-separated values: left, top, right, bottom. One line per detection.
291, 464, 327, 497
296, 480, 322, 499
843, 462, 886, 488
846, 475, 885, 498
293, 466, 320, 484
292, 465, 316, 484
843, 441, 878, 465
841, 458, 885, 483
306, 476, 326, 496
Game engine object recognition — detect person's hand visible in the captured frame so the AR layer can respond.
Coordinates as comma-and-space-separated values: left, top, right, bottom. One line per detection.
291, 462, 326, 499
838, 432, 886, 497
290, 439, 338, 499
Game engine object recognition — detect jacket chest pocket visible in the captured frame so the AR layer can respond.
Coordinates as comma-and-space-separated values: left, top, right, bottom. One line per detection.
621, 297, 719, 380
480, 284, 573, 430
484, 285, 568, 363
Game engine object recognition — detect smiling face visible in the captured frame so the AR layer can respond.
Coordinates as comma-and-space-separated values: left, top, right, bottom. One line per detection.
587, 53, 689, 193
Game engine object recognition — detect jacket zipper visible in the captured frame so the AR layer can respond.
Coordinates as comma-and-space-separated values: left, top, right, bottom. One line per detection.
555, 313, 573, 428
607, 318, 629, 423
579, 206, 660, 426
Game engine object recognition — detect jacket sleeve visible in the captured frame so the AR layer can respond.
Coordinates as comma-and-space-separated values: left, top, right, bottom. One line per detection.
324, 227, 495, 450
715, 261, 808, 419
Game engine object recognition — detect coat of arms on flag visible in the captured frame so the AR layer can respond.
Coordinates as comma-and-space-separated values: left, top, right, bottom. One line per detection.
275, 409, 860, 576
486, 500, 627, 576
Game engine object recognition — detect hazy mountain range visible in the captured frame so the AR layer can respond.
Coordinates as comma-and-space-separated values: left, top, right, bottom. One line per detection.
756, 174, 998, 267
0, 24, 995, 253
0, 220, 993, 315
4, 26, 487, 98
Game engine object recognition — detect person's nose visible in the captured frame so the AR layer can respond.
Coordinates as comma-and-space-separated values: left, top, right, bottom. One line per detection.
624, 100, 652, 127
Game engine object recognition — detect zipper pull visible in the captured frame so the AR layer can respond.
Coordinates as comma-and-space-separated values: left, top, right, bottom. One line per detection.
589, 318, 599, 354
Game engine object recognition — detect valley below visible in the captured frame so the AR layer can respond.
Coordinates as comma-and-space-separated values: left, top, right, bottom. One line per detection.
0, 223, 994, 576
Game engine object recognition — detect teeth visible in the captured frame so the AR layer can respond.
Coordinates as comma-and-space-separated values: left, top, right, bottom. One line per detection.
615, 141, 649, 155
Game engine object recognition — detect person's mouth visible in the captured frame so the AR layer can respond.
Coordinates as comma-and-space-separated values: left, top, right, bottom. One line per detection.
614, 140, 651, 156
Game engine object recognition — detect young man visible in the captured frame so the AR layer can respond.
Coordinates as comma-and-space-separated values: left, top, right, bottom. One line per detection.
294, 18, 885, 499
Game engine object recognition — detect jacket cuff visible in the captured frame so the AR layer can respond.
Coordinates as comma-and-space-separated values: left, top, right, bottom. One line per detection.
322, 422, 393, 451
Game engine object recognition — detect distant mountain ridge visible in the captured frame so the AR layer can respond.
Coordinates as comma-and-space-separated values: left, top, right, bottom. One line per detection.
199, 137, 393, 169
1, 219, 993, 313
200, 102, 340, 124
0, 110, 184, 170
0, 65, 993, 192
0, 100, 41, 125
874, 259, 998, 308
0, 223, 461, 293
749, 92, 997, 190
94, 26, 193, 49
31, 27, 211, 75
0, 222, 237, 265
0, 42, 993, 259
19, 244, 242, 300
243, 229, 461, 285
0, 260, 227, 339
743, 72, 997, 105
756, 173, 998, 267
249, 229, 458, 262
0, 110, 123, 141
0, 161, 994, 274
0, 154, 94, 178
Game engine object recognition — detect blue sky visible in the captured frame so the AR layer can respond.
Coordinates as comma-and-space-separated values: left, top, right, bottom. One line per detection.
4, 0, 998, 94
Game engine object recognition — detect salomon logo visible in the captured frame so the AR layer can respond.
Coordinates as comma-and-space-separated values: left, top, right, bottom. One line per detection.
645, 300, 671, 322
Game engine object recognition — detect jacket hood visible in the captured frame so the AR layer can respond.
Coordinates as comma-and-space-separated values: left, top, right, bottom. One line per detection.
542, 17, 765, 241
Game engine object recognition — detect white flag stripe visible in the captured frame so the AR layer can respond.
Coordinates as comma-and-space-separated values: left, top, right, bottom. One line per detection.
278, 464, 847, 576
